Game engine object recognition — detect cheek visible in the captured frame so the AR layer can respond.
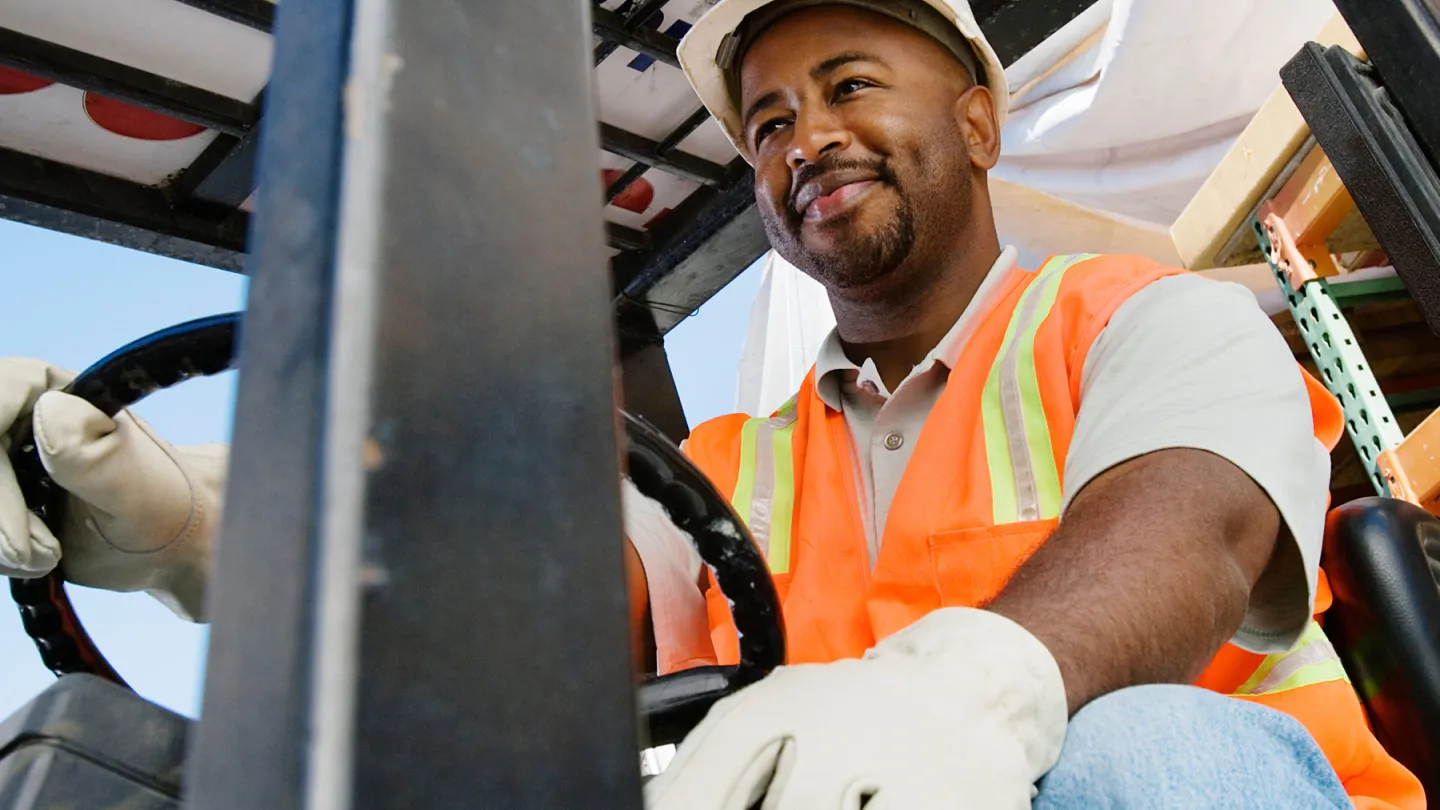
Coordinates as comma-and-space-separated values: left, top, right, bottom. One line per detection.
754, 169, 792, 224
867, 106, 961, 172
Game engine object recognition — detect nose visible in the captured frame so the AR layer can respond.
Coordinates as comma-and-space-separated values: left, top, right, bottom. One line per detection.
786, 105, 851, 172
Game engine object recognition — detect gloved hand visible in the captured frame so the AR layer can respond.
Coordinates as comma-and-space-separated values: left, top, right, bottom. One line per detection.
645, 608, 1069, 810
0, 358, 225, 621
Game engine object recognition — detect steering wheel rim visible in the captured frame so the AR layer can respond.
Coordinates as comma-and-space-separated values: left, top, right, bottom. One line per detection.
8, 313, 784, 744
10, 313, 241, 689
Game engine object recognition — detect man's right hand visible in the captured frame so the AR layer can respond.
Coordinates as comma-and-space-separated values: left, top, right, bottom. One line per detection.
0, 357, 225, 622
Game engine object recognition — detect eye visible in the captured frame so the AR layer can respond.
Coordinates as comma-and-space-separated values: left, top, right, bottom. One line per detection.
834, 78, 873, 98
752, 117, 790, 148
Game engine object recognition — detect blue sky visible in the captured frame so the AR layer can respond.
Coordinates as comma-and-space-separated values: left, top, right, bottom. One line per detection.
0, 217, 761, 720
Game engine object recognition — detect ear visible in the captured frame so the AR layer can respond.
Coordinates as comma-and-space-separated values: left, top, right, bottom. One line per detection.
953, 85, 1001, 171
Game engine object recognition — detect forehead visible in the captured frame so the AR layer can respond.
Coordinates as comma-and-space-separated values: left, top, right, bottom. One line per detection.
738, 5, 952, 96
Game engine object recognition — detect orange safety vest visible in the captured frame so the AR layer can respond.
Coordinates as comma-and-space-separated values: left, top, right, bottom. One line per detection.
671, 254, 1424, 809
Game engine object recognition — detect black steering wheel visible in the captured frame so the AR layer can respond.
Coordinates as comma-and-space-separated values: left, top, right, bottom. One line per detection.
8, 313, 784, 747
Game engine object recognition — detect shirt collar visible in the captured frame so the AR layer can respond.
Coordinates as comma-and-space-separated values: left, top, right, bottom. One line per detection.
815, 246, 1021, 411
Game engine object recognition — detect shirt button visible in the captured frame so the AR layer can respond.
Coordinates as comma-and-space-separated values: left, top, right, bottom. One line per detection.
883, 432, 905, 451
860, 380, 879, 395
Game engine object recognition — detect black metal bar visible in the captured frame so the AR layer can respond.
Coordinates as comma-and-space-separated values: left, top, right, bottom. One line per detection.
170, 134, 240, 200
0, 146, 247, 271
656, 107, 713, 153
605, 107, 713, 203
593, 0, 670, 65
615, 168, 769, 334
1387, 387, 1440, 414
0, 28, 256, 137
1328, 0, 1440, 170
170, 125, 263, 207
977, 0, 1100, 66
1280, 44, 1440, 334
169, 0, 276, 32
293, 0, 644, 806
181, 0, 353, 806
608, 221, 651, 252
617, 299, 690, 442
0, 193, 242, 271
592, 6, 679, 68
621, 345, 691, 442
606, 163, 650, 203
600, 122, 728, 187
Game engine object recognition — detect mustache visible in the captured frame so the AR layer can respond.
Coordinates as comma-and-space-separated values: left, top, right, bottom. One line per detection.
788, 156, 896, 214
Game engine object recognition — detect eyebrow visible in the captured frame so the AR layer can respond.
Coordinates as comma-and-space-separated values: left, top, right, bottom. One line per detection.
741, 52, 890, 130
812, 51, 887, 81
742, 90, 785, 131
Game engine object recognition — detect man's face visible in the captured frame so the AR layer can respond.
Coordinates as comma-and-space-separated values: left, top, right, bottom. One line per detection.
738, 5, 983, 294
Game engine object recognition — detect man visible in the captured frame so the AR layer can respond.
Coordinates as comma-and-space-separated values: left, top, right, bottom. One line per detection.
0, 1, 1423, 808
633, 1, 1422, 807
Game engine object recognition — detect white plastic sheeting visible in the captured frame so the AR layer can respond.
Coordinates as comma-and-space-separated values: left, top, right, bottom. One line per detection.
734, 0, 1340, 418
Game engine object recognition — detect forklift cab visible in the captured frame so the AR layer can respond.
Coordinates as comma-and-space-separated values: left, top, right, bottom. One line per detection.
1, 0, 1439, 807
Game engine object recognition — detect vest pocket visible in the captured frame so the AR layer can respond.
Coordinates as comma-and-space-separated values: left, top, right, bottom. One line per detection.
927, 519, 1058, 608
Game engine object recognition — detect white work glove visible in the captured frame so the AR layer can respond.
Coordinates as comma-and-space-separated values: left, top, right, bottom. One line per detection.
0, 358, 224, 621
645, 608, 1069, 810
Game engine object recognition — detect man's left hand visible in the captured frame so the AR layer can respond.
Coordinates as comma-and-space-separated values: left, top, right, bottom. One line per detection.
645, 608, 1068, 810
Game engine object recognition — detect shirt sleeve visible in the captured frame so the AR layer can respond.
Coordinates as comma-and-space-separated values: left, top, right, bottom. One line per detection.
621, 477, 712, 669
1062, 273, 1332, 654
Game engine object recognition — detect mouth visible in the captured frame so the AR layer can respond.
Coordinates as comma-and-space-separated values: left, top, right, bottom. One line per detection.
793, 170, 884, 224
798, 180, 881, 224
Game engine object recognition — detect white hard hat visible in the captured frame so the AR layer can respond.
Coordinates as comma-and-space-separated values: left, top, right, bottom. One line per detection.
677, 0, 1009, 162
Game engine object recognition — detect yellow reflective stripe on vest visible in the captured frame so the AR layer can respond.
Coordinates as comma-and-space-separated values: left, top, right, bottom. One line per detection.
1232, 622, 1351, 697
730, 398, 799, 574
982, 254, 1099, 524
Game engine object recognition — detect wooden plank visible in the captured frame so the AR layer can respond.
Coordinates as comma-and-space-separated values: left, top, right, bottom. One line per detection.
990, 177, 1182, 264
1273, 149, 1357, 247
1169, 12, 1363, 271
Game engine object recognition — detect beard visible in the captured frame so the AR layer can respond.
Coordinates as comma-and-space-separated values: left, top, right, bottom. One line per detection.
762, 151, 967, 296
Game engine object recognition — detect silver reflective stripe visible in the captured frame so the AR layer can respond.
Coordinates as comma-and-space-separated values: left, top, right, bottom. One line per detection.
997, 266, 1064, 521
745, 410, 797, 560
1250, 632, 1342, 695
748, 425, 777, 557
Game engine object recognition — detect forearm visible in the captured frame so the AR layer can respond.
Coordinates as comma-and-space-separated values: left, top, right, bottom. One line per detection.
987, 448, 1281, 714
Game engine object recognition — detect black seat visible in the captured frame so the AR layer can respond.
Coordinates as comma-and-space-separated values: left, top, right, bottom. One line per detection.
0, 674, 186, 808
1324, 497, 1440, 796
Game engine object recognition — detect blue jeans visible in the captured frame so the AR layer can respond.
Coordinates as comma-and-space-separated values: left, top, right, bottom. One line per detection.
1034, 684, 1351, 808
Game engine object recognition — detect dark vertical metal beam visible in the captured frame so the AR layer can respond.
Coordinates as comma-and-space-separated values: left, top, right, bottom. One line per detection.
1327, 0, 1440, 169
621, 343, 691, 442
317, 0, 643, 807
618, 303, 690, 442
182, 0, 352, 807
